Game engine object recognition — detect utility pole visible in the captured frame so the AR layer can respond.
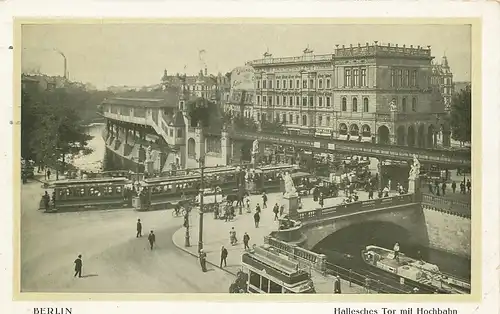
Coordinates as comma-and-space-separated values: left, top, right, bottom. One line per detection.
184, 201, 191, 247
198, 155, 206, 251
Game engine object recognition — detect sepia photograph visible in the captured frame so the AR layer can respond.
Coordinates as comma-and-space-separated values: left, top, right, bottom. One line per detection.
17, 21, 474, 296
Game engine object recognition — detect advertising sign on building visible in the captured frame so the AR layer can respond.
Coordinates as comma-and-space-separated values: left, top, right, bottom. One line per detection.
230, 66, 255, 90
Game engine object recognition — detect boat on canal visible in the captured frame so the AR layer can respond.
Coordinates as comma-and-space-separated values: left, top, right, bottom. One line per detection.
361, 245, 470, 294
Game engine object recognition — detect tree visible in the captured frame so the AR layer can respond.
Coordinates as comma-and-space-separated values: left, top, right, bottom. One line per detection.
186, 97, 223, 130
21, 80, 92, 175
450, 84, 471, 143
261, 119, 286, 133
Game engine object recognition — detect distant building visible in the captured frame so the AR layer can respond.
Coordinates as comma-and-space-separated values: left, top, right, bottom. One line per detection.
453, 81, 471, 94
431, 55, 454, 110
224, 66, 256, 118
21, 74, 67, 91
247, 42, 451, 147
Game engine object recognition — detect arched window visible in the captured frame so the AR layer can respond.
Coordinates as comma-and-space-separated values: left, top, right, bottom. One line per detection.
318, 115, 323, 126
302, 115, 307, 126
282, 113, 286, 123
296, 115, 299, 124
363, 97, 369, 112
341, 97, 347, 111
412, 97, 417, 112
352, 97, 358, 112
402, 97, 407, 112
339, 123, 348, 135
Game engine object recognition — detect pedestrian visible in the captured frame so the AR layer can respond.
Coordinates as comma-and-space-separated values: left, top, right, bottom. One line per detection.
254, 211, 260, 228
435, 181, 440, 196
246, 197, 251, 213
74, 254, 83, 278
460, 181, 466, 194
255, 203, 261, 214
333, 275, 342, 294
220, 246, 228, 268
428, 183, 433, 194
368, 188, 374, 200
229, 227, 238, 245
199, 249, 207, 272
136, 219, 142, 238
243, 232, 250, 250
51, 191, 56, 208
451, 181, 457, 193
43, 191, 50, 211
393, 242, 400, 261
383, 186, 389, 197
262, 192, 268, 209
319, 196, 324, 208
148, 230, 155, 250
47, 169, 51, 180
441, 182, 447, 196
466, 179, 471, 193
279, 205, 284, 217
273, 204, 279, 221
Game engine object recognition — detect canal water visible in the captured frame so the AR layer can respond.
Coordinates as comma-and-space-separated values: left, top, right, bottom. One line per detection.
71, 124, 106, 172
314, 223, 471, 281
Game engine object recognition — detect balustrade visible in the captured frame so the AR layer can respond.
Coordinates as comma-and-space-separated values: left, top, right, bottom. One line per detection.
421, 193, 471, 217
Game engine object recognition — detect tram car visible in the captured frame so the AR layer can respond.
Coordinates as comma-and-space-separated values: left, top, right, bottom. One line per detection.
250, 164, 300, 194
238, 246, 316, 294
138, 174, 201, 211
40, 177, 133, 212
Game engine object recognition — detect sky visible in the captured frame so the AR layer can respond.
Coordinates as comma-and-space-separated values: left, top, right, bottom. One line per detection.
21, 23, 471, 90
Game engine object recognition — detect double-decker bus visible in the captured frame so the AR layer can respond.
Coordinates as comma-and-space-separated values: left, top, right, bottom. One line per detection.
239, 246, 316, 294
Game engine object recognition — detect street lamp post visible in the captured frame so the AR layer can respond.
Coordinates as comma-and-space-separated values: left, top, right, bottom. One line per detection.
197, 157, 206, 250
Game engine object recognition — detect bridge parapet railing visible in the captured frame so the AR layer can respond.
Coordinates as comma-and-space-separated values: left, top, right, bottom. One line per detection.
421, 193, 471, 218
295, 194, 416, 223
264, 236, 325, 272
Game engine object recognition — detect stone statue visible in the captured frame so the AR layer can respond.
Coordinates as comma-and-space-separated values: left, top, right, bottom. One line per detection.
147, 145, 153, 161
282, 172, 297, 197
409, 154, 421, 180
251, 139, 259, 165
389, 98, 397, 112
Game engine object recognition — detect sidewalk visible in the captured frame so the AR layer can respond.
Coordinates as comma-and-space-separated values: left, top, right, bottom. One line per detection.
171, 191, 366, 294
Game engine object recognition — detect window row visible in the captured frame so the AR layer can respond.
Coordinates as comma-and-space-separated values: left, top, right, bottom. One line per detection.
343, 68, 368, 87
257, 78, 331, 90
395, 97, 418, 112
340, 97, 370, 112
256, 95, 332, 107
390, 68, 418, 88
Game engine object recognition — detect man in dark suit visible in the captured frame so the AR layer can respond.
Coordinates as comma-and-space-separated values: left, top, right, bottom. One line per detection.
136, 219, 142, 238
148, 230, 156, 250
220, 246, 228, 268
74, 254, 83, 278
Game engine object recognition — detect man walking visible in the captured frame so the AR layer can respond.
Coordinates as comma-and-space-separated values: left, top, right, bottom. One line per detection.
466, 179, 471, 193
262, 192, 268, 209
441, 182, 447, 196
220, 246, 228, 268
254, 211, 260, 228
199, 249, 207, 272
333, 275, 342, 294
273, 204, 279, 221
136, 219, 142, 238
43, 191, 50, 211
451, 181, 457, 193
148, 230, 156, 250
74, 254, 83, 278
46, 169, 51, 181
243, 232, 250, 250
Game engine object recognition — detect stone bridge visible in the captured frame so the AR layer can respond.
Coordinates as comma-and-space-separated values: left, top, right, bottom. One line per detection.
272, 193, 471, 258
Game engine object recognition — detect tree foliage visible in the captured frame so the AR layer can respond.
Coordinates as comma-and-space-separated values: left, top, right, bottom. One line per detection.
186, 97, 222, 129
21, 79, 94, 169
450, 84, 471, 143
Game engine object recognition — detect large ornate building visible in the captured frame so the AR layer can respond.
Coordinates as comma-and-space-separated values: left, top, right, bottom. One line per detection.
248, 42, 453, 148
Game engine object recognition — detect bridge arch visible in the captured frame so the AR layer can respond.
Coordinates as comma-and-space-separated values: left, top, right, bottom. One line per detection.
396, 126, 406, 145
407, 125, 416, 147
312, 220, 413, 253
339, 123, 348, 136
377, 125, 390, 144
349, 124, 360, 136
187, 138, 196, 158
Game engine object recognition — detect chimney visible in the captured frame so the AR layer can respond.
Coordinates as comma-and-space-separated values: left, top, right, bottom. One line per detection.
403, 44, 405, 48
388, 43, 391, 47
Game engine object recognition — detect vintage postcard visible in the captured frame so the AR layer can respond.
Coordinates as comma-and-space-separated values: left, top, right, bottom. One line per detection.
4, 1, 499, 313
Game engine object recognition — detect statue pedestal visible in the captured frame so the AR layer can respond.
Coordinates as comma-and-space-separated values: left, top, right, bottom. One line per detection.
408, 177, 420, 194
283, 193, 299, 218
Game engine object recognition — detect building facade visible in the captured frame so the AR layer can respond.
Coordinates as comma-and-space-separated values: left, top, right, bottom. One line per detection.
248, 43, 452, 148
